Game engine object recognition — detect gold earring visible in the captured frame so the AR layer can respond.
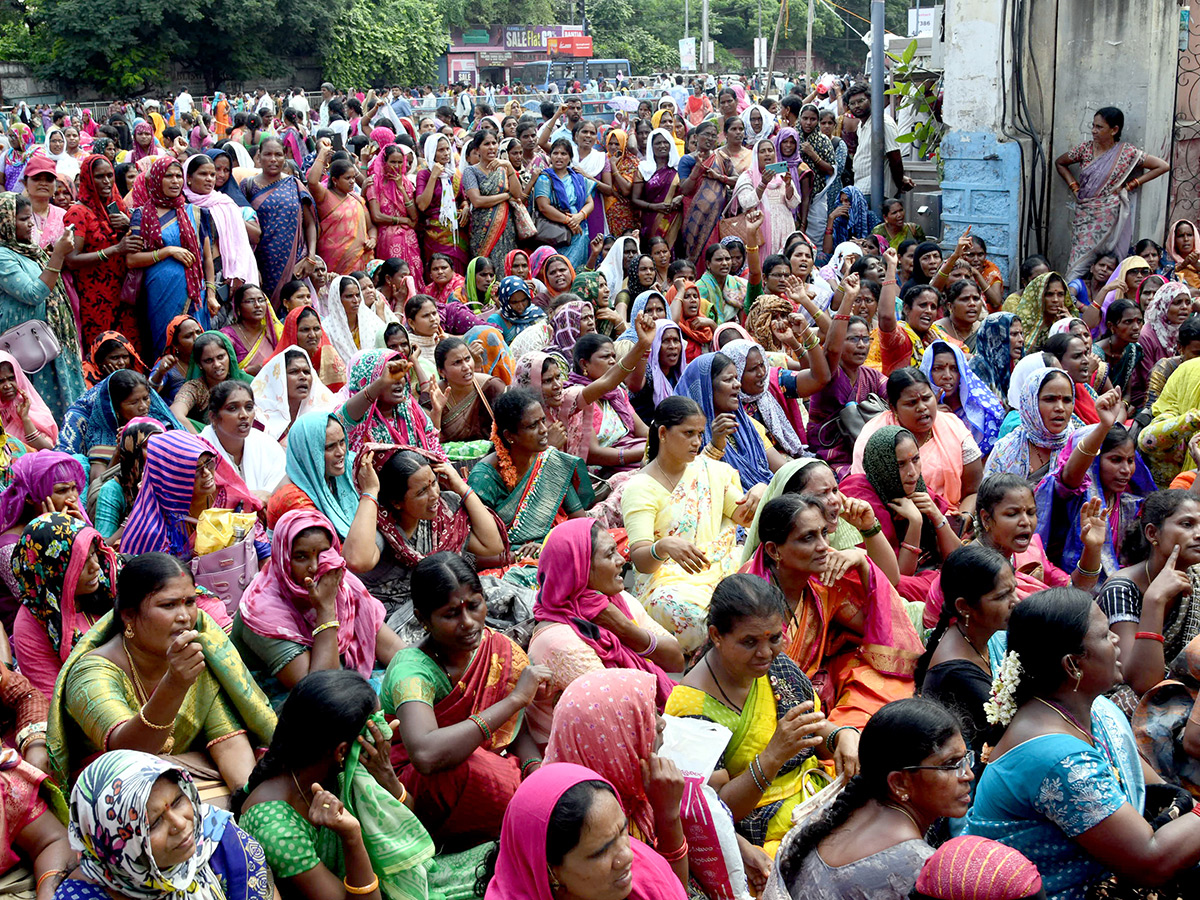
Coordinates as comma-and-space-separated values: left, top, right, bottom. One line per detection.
547, 867, 560, 891
123, 624, 134, 639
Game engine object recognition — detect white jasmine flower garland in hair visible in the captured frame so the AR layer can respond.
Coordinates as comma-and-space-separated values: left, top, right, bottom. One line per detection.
984, 651, 1022, 726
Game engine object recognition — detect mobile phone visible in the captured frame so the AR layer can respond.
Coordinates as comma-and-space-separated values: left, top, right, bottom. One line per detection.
331, 132, 345, 153
763, 161, 788, 175
105, 200, 120, 216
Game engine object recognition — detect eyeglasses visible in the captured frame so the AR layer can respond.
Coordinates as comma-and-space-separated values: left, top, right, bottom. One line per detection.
195, 456, 218, 474
846, 335, 872, 345
902, 750, 974, 777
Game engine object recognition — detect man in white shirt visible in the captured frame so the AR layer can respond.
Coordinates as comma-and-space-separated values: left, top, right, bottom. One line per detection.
846, 83, 913, 201
254, 88, 275, 118
318, 82, 335, 127
288, 88, 310, 117
175, 89, 193, 117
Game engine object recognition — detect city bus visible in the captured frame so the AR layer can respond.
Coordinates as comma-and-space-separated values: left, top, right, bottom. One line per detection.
512, 58, 632, 92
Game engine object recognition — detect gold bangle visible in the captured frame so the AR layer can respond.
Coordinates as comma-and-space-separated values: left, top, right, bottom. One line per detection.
44, 265, 61, 274
312, 620, 340, 637
138, 705, 175, 731
618, 357, 637, 372
343, 876, 380, 895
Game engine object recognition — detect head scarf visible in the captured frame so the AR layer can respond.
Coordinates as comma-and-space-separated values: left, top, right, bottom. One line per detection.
675, 352, 772, 488
618, 289, 672, 343
464, 325, 516, 385
988, 367, 1076, 478
503, 249, 530, 278
76, 153, 129, 246
647, 319, 684, 406
527, 246, 557, 284
772, 126, 810, 197
240, 509, 384, 678
570, 270, 604, 305
70, 751, 232, 900
598, 235, 638, 297
120, 430, 258, 556
496, 275, 542, 329
1014, 271, 1077, 352
537, 254, 576, 302
82, 330, 145, 387
320, 275, 386, 367
721, 338, 805, 455
370, 126, 397, 148
720, 235, 748, 277
422, 133, 458, 233
913, 835, 1042, 900
368, 141, 411, 224
40, 126, 80, 178
543, 669, 661, 844
0, 192, 81, 366
1167, 220, 1200, 266
137, 157, 203, 302
281, 412, 359, 539
863, 425, 924, 502
830, 185, 872, 246
920, 340, 1005, 455
534, 519, 675, 707
202, 148, 249, 207
273, 306, 348, 392
745, 293, 795, 352
1102, 255, 1152, 306
741, 103, 776, 144
0, 451, 88, 534
182, 154, 258, 284
713, 321, 753, 347
185, 330, 254, 385
1007, 352, 1054, 410
344, 349, 440, 453
250, 344, 337, 441
740, 457, 830, 564
549, 300, 590, 355
84, 370, 183, 452
1143, 281, 1191, 352
0, 350, 57, 442
1049, 316, 1080, 337
637, 127, 681, 180
969, 311, 1019, 399
129, 121, 158, 163
485, 762, 687, 900
13, 511, 117, 657
460, 256, 491, 311
8, 122, 32, 156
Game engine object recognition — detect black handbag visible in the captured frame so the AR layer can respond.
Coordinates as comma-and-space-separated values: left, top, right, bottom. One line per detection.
815, 392, 888, 448
532, 172, 572, 247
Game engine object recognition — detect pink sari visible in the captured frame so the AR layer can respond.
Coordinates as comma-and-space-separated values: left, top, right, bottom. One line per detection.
366, 151, 426, 292
316, 190, 372, 274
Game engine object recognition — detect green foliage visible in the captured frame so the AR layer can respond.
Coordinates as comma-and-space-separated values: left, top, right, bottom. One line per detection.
0, 16, 32, 61
884, 38, 944, 160
29, 0, 347, 93
586, 0, 679, 73
324, 0, 447, 86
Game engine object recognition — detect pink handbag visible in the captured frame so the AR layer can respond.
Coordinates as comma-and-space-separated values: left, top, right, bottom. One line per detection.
190, 532, 258, 615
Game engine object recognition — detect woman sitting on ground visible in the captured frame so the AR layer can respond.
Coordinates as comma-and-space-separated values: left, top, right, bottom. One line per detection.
249, 346, 338, 446
769, 698, 971, 899
168, 331, 253, 430
380, 553, 551, 849
59, 750, 271, 900
237, 669, 438, 900
429, 336, 505, 447
92, 419, 162, 544
920, 340, 1006, 458
337, 349, 441, 455
233, 509, 399, 704
50, 552, 276, 795
985, 367, 1077, 483
740, 495, 922, 728
526, 519, 683, 746
199, 380, 286, 501
966, 588, 1200, 899
275, 305, 347, 393
666, 574, 861, 855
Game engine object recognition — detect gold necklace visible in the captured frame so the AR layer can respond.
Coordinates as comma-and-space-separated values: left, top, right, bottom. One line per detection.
955, 624, 992, 674
652, 459, 685, 493
121, 638, 152, 703
290, 770, 312, 805
884, 803, 923, 835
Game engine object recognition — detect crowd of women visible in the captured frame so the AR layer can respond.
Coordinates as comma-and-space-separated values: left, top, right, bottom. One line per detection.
0, 84, 1197, 900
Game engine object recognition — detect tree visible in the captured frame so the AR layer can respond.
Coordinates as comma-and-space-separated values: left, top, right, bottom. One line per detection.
588, 0, 678, 73
31, 0, 348, 93
324, 0, 447, 86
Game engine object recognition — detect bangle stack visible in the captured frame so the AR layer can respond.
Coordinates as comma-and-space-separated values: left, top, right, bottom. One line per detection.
1074, 561, 1102, 577
705, 443, 725, 459
15, 721, 46, 754
521, 758, 541, 779
312, 619, 340, 637
826, 725, 858, 753
748, 754, 769, 792
649, 540, 665, 561
661, 839, 689, 863
639, 631, 658, 658
97, 247, 108, 262
359, 491, 378, 505
469, 713, 493, 746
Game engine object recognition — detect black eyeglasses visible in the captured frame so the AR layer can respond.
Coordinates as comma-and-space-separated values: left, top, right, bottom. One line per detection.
901, 750, 974, 776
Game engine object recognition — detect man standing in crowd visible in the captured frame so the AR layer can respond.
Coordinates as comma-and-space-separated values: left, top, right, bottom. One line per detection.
846, 83, 913, 198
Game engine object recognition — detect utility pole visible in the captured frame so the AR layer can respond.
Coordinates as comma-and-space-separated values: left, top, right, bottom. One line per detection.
766, 0, 787, 84
806, 0, 814, 85
870, 0, 885, 212
701, 0, 709, 73
685, 0, 689, 38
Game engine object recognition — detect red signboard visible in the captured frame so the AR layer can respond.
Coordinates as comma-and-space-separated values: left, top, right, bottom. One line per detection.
546, 35, 593, 56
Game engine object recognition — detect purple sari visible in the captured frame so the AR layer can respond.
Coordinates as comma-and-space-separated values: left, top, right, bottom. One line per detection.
640, 166, 679, 240
244, 175, 314, 305
806, 365, 886, 477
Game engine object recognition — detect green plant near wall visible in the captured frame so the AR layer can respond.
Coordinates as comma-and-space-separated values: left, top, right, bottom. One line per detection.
885, 39, 945, 162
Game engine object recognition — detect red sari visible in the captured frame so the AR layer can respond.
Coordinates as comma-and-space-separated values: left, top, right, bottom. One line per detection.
272, 305, 346, 392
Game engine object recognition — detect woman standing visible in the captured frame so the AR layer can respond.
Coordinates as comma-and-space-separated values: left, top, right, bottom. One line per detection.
533, 138, 594, 271
308, 145, 374, 276
1057, 106, 1170, 279
182, 153, 259, 288
243, 137, 318, 307
462, 130, 522, 272
678, 121, 734, 271
0, 192, 85, 421
604, 128, 639, 237
365, 144, 424, 288
65, 154, 140, 350
572, 119, 611, 241
733, 140, 800, 258
415, 133, 468, 276
125, 157, 218, 357
718, 111, 753, 176
631, 129, 682, 246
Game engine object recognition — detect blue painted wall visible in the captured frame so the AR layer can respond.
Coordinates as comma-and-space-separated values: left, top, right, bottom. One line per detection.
939, 130, 1022, 291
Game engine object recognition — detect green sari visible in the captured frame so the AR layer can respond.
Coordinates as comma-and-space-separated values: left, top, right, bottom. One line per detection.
466, 448, 594, 549
48, 610, 276, 785
664, 654, 827, 851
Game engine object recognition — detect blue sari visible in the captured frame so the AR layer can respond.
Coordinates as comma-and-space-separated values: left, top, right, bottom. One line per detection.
533, 171, 590, 270
131, 204, 210, 357
244, 175, 314, 304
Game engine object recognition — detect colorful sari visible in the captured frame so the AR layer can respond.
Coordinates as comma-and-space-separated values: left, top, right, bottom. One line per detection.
806, 363, 887, 477
467, 447, 593, 550
1063, 139, 1145, 279
620, 455, 743, 652
665, 654, 826, 852
414, 172, 467, 276
1012, 272, 1080, 353
379, 628, 527, 846
464, 164, 516, 271
464, 325, 516, 385
366, 152, 426, 289
316, 190, 371, 275
604, 130, 640, 237
741, 550, 921, 731
1139, 356, 1200, 487
243, 175, 314, 304
696, 269, 747, 325
679, 151, 733, 270
337, 349, 441, 454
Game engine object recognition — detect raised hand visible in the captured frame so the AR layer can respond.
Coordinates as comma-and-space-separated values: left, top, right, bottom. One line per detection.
1078, 497, 1110, 551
